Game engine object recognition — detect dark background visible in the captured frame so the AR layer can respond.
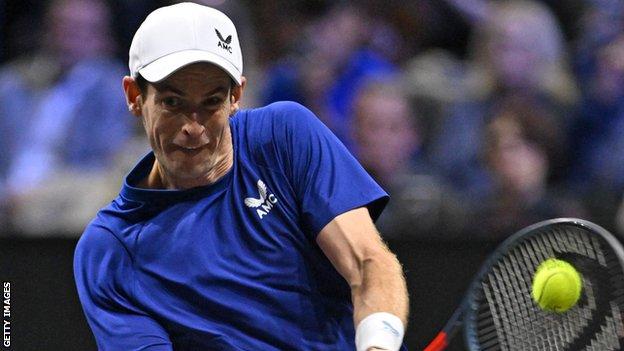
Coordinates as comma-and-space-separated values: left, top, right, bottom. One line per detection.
0, 237, 498, 350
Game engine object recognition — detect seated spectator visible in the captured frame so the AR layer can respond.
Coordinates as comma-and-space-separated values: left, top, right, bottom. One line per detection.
351, 76, 467, 240
414, 0, 578, 199
565, 0, 624, 230
262, 3, 398, 149
0, 0, 135, 235
475, 96, 586, 239
570, 0, 624, 192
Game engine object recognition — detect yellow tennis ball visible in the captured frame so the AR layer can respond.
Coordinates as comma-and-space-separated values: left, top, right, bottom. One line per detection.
531, 258, 582, 313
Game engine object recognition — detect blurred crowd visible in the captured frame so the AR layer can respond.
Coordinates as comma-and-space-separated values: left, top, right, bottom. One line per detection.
1, 0, 623, 241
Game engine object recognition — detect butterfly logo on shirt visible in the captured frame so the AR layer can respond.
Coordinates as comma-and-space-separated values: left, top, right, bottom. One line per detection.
244, 179, 278, 219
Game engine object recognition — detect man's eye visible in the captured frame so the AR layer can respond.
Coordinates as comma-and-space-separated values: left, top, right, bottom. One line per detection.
162, 96, 182, 108
205, 96, 224, 106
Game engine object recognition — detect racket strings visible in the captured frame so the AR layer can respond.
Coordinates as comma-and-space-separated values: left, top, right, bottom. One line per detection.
471, 225, 624, 350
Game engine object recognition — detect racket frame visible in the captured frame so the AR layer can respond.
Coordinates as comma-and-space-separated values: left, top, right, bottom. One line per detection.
423, 218, 624, 351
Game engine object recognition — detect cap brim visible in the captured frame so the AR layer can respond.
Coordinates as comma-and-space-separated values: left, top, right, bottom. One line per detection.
138, 49, 242, 85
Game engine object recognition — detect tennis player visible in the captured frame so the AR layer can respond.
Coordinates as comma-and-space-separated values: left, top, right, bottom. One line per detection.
74, 3, 409, 350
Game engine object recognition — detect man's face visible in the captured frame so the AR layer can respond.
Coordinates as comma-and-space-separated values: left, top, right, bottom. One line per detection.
353, 91, 419, 178
136, 63, 239, 183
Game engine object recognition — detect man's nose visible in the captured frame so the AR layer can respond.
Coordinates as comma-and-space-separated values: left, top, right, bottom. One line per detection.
182, 113, 205, 138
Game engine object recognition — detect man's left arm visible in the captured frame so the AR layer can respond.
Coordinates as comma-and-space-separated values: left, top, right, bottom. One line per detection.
317, 207, 409, 351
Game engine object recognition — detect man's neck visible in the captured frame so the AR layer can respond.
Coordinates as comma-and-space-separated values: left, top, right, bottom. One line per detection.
149, 154, 233, 190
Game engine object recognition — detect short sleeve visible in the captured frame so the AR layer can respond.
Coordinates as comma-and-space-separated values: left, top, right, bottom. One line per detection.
74, 223, 173, 351
274, 102, 389, 235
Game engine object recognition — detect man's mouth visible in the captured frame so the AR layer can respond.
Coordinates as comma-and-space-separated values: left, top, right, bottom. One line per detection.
182, 145, 204, 150
175, 144, 208, 154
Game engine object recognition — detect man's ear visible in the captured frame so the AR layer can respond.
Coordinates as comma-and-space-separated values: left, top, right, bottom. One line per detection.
230, 76, 247, 115
122, 76, 143, 117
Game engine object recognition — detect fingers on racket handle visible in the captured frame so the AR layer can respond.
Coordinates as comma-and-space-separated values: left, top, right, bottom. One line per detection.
424, 332, 448, 351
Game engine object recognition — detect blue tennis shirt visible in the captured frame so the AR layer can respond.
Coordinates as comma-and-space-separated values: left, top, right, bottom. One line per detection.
74, 101, 394, 350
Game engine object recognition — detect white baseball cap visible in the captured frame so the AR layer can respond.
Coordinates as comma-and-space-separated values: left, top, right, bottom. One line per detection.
129, 2, 243, 85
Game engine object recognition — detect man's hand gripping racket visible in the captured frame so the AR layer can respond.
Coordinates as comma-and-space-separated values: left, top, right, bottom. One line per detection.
424, 218, 624, 350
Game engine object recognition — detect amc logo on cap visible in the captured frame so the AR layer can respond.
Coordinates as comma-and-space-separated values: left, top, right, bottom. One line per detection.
215, 29, 233, 53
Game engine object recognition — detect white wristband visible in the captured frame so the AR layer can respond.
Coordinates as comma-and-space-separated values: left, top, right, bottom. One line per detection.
355, 312, 404, 351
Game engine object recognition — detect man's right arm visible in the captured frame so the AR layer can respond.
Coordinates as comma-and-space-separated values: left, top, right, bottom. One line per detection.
74, 223, 172, 351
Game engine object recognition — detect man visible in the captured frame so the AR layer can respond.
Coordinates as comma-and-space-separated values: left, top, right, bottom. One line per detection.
74, 3, 409, 350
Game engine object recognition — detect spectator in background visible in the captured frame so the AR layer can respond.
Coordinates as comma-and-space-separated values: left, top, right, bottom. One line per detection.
467, 0, 578, 107
351, 76, 467, 240
572, 0, 624, 230
262, 3, 398, 150
571, 1, 624, 189
0, 0, 134, 235
475, 96, 585, 239
421, 0, 578, 200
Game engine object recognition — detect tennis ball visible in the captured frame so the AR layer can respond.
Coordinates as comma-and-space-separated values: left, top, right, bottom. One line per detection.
531, 258, 582, 313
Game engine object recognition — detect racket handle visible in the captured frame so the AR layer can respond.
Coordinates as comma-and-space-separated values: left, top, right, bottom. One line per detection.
424, 332, 448, 351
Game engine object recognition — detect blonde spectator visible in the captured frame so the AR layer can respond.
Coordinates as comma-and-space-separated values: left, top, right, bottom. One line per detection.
414, 0, 579, 200
468, 0, 578, 106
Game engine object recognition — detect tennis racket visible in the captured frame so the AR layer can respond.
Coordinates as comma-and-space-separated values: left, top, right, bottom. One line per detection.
424, 218, 624, 351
